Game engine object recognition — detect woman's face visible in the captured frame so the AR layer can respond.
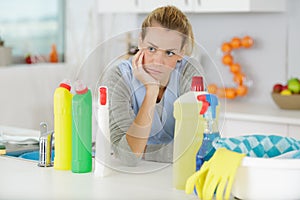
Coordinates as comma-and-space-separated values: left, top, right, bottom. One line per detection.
139, 22, 185, 86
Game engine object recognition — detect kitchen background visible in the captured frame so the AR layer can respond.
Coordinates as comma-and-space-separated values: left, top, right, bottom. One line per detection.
0, 0, 299, 132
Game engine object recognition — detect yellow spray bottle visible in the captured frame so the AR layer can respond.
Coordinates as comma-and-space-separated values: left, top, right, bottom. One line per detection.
53, 79, 73, 170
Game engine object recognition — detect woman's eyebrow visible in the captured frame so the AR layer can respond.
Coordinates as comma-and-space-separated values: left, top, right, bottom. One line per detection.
147, 42, 159, 48
147, 42, 178, 52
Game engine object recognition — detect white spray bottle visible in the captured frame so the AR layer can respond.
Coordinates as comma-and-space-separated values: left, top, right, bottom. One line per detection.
94, 86, 112, 177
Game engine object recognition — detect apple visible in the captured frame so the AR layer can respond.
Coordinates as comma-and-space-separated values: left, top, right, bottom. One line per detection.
280, 89, 292, 96
25, 54, 32, 64
288, 78, 300, 94
282, 85, 288, 91
273, 83, 283, 93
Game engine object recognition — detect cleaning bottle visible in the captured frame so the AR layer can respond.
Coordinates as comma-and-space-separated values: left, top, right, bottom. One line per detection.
53, 79, 72, 170
173, 76, 207, 190
72, 80, 92, 173
94, 86, 112, 177
196, 94, 219, 171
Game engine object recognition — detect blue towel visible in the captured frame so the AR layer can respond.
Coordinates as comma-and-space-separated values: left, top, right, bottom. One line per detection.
212, 134, 300, 158
293, 150, 300, 159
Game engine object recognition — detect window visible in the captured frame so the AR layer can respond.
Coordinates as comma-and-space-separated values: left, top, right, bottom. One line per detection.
0, 0, 65, 64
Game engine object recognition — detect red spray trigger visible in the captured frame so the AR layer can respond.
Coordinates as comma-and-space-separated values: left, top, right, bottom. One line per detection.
99, 87, 107, 106
197, 95, 210, 115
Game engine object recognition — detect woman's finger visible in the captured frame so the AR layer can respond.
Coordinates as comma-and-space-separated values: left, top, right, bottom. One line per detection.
137, 51, 144, 68
132, 49, 142, 68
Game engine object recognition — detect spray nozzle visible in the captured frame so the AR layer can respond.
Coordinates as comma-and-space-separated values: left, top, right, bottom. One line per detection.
197, 94, 218, 119
99, 86, 107, 106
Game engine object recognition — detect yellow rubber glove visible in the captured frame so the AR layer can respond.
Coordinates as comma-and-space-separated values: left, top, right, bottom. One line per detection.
185, 162, 208, 200
185, 148, 246, 200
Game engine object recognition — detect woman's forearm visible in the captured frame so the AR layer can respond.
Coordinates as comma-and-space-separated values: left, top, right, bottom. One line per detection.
126, 85, 159, 156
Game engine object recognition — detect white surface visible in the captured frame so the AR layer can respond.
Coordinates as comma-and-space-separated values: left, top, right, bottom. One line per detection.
0, 156, 198, 200
0, 125, 39, 137
98, 0, 286, 13
232, 156, 300, 200
0, 63, 69, 130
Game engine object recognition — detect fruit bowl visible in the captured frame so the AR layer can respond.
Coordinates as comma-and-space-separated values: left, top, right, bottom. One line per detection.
271, 92, 300, 110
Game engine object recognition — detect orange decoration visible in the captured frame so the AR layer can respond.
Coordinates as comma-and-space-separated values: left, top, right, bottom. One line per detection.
230, 37, 241, 49
207, 84, 218, 94
233, 73, 245, 86
217, 88, 226, 98
229, 63, 241, 74
221, 42, 232, 53
236, 85, 248, 96
222, 54, 233, 65
209, 35, 254, 99
224, 88, 237, 99
241, 36, 254, 48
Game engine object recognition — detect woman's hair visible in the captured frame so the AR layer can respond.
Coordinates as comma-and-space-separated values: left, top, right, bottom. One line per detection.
141, 5, 194, 55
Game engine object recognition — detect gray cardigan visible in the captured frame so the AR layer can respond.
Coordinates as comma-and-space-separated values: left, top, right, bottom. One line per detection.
102, 57, 203, 166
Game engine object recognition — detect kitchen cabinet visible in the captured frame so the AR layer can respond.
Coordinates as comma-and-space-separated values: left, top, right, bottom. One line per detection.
193, 0, 286, 13
220, 119, 288, 138
138, 0, 193, 13
98, 0, 286, 13
98, 0, 139, 13
219, 102, 300, 139
288, 125, 300, 140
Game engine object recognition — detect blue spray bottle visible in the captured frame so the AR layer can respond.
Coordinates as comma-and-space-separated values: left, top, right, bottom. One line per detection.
196, 94, 219, 171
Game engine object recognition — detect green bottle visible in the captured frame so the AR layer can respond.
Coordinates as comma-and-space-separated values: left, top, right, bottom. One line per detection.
72, 80, 92, 173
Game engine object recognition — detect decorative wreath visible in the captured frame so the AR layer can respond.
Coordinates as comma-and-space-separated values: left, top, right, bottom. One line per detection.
208, 36, 254, 99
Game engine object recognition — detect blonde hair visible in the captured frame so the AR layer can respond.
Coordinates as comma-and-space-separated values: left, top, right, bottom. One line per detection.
141, 6, 194, 55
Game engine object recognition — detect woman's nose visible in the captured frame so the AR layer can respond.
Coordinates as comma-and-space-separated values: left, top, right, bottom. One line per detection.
152, 50, 164, 64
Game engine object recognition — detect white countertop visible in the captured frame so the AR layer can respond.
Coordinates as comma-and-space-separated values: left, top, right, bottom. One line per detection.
221, 101, 300, 126
0, 156, 198, 200
1, 102, 298, 199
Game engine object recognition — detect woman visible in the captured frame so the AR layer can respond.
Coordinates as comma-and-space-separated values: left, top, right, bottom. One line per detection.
104, 6, 203, 166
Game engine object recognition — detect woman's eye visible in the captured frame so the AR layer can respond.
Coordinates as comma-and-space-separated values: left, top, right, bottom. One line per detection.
148, 47, 156, 52
166, 51, 175, 57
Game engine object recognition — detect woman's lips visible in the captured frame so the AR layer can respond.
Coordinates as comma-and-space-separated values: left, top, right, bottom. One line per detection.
145, 68, 162, 75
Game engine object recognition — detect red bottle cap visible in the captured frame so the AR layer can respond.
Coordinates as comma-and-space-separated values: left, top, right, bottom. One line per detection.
191, 76, 204, 92
75, 80, 88, 94
59, 79, 71, 91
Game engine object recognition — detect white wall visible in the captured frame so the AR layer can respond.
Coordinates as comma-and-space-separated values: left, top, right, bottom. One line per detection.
188, 12, 288, 104
287, 0, 300, 78
0, 0, 299, 130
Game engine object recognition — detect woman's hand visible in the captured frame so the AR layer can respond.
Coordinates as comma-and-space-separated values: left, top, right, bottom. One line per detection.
132, 50, 159, 90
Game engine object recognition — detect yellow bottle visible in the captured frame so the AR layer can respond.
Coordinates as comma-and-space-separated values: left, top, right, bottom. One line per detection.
173, 91, 206, 190
173, 91, 220, 190
54, 79, 73, 170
